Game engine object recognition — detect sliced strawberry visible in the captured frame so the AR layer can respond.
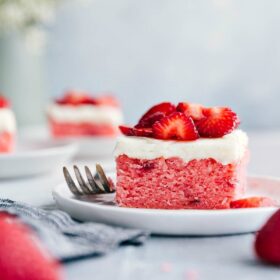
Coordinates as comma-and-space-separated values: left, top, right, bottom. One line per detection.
135, 112, 165, 129
119, 125, 133, 136
152, 112, 199, 141
0, 96, 10, 108
56, 91, 120, 106
176, 102, 205, 122
196, 107, 240, 138
64, 90, 90, 103
83, 99, 99, 105
119, 125, 153, 137
255, 209, 280, 264
135, 102, 176, 128
230, 197, 277, 209
56, 90, 96, 106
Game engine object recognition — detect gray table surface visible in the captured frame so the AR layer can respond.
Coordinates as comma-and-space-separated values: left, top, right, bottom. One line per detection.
1, 130, 280, 280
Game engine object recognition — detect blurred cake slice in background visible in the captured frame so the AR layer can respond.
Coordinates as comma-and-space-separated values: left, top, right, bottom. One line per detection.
47, 90, 123, 138
0, 96, 16, 153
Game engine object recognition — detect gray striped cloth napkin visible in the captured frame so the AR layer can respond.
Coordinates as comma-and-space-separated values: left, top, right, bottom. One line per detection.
0, 199, 149, 262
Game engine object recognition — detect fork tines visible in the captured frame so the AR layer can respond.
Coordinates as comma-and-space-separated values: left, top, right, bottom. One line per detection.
63, 164, 114, 196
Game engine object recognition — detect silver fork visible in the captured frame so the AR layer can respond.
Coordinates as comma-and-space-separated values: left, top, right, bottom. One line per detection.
63, 164, 115, 196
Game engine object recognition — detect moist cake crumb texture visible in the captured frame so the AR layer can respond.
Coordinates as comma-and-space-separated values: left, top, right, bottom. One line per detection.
116, 154, 247, 209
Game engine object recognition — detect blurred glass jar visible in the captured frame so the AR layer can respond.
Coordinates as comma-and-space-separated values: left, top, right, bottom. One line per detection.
0, 31, 47, 126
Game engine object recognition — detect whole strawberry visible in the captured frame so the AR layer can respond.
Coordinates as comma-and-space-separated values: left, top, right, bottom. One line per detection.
255, 209, 280, 264
0, 212, 62, 280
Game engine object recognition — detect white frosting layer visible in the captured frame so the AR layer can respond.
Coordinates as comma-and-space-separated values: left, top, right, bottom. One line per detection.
114, 129, 248, 165
0, 108, 16, 133
47, 104, 123, 126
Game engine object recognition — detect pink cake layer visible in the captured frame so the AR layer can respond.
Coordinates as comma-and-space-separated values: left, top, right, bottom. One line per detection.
49, 119, 118, 137
116, 154, 248, 209
0, 132, 14, 153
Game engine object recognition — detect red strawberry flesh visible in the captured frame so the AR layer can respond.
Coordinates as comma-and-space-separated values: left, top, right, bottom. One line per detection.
152, 112, 199, 141
56, 90, 93, 105
119, 125, 153, 137
230, 197, 277, 209
120, 101, 241, 140
255, 209, 280, 264
135, 102, 176, 128
196, 107, 240, 138
56, 91, 119, 107
176, 102, 205, 122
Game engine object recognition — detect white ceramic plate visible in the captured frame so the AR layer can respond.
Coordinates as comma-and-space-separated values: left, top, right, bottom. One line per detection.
53, 175, 280, 236
0, 140, 77, 178
70, 157, 115, 173
60, 136, 117, 158
20, 126, 117, 158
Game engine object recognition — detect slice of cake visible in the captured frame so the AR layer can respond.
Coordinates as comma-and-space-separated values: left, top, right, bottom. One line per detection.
115, 102, 248, 209
0, 96, 16, 153
47, 90, 123, 138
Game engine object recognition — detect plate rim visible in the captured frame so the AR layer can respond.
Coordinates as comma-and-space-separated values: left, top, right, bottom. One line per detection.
0, 141, 78, 159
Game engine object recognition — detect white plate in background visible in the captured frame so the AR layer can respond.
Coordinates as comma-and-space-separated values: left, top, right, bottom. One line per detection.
67, 156, 115, 173
0, 140, 77, 178
20, 126, 117, 158
53, 175, 279, 236
56, 136, 117, 158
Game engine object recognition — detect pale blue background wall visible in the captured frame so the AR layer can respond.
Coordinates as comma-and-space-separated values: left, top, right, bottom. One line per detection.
46, 0, 280, 129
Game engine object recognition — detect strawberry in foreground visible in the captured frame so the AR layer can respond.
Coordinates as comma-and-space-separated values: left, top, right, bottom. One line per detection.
196, 107, 240, 138
152, 112, 199, 140
230, 197, 277, 209
0, 212, 62, 280
255, 209, 280, 264
135, 102, 176, 128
